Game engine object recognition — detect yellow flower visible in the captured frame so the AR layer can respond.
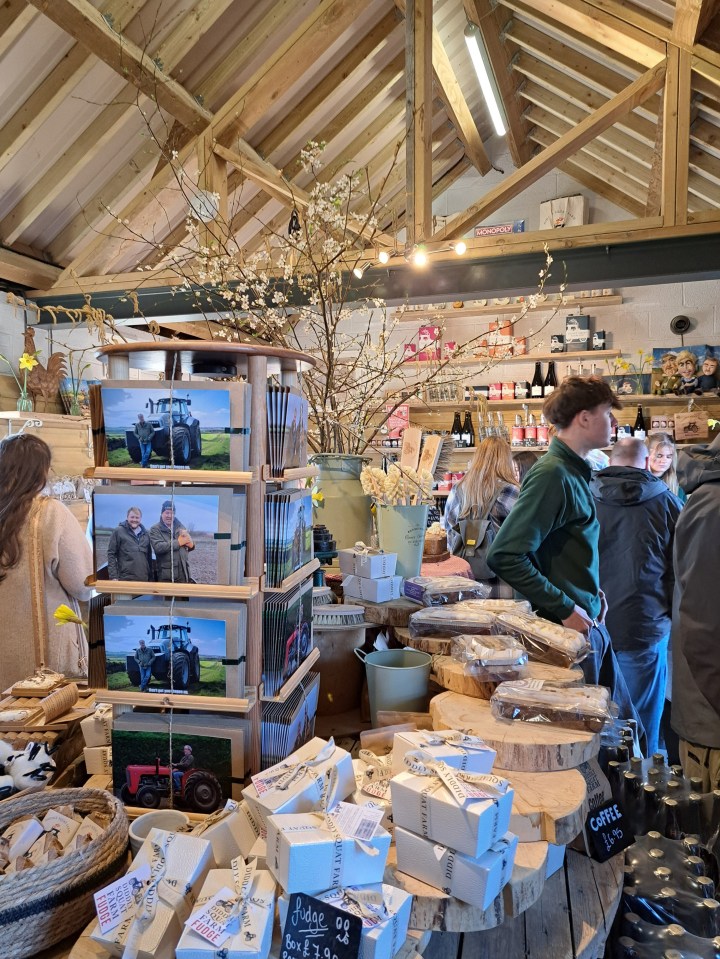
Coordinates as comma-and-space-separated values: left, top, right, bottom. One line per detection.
19, 352, 38, 371
311, 490, 324, 507
54, 604, 85, 627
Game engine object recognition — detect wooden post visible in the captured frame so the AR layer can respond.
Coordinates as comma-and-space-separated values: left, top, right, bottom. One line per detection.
405, 0, 432, 250
196, 133, 229, 253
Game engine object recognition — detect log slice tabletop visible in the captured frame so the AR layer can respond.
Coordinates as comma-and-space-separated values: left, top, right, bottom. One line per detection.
430, 691, 600, 771
432, 657, 583, 700
350, 596, 421, 627
501, 766, 588, 844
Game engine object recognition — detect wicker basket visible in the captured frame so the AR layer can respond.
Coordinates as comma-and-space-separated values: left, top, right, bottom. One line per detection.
0, 787, 128, 958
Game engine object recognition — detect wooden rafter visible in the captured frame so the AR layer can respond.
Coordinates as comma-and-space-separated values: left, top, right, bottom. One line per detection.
406, 0, 433, 247
395, 0, 491, 175
673, 0, 720, 46
0, 249, 61, 288
0, 0, 37, 60
464, 0, 534, 169
434, 58, 667, 240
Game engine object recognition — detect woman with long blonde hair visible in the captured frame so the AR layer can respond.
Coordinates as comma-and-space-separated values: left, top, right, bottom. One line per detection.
647, 432, 686, 501
444, 436, 519, 591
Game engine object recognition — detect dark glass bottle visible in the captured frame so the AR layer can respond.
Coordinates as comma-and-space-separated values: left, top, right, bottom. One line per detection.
634, 404, 647, 435
663, 797, 682, 840
461, 411, 475, 448
450, 411, 462, 447
643, 785, 663, 835
531, 361, 544, 398
543, 361, 558, 395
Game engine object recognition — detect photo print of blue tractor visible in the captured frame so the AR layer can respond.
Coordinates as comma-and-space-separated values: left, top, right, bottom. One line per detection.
125, 395, 202, 466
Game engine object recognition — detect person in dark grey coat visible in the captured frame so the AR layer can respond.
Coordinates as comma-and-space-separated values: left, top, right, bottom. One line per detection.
106, 506, 153, 581
149, 500, 195, 583
591, 438, 682, 755
671, 432, 720, 790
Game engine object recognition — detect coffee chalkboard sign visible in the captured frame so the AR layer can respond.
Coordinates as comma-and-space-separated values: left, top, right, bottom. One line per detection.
585, 799, 634, 862
281, 892, 363, 959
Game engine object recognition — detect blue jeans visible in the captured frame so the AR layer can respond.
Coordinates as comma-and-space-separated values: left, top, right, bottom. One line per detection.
139, 664, 152, 691
172, 770, 183, 791
139, 441, 152, 467
616, 635, 669, 758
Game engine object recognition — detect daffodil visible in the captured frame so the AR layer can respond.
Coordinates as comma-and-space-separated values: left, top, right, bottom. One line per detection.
54, 604, 88, 632
19, 352, 38, 371
311, 490, 325, 507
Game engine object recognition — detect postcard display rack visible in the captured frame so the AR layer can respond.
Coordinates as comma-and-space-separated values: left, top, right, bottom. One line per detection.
87, 341, 318, 778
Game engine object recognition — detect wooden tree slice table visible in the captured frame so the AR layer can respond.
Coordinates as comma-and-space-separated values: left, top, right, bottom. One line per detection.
396, 626, 452, 656
501, 766, 588, 844
430, 692, 600, 771
432, 656, 583, 700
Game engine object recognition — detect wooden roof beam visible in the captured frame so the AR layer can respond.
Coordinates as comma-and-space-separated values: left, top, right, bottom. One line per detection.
673, 0, 720, 46
0, 0, 37, 60
406, 0, 433, 247
434, 58, 666, 240
396, 0, 492, 175
0, 248, 61, 288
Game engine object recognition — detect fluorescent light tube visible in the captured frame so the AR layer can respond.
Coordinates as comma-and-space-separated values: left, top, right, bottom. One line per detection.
464, 22, 507, 137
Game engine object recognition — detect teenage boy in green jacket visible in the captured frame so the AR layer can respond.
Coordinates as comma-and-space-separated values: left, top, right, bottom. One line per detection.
487, 376, 644, 741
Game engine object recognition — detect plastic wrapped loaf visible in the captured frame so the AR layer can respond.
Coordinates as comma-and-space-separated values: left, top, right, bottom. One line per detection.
403, 575, 490, 606
495, 612, 590, 668
453, 598, 534, 615
451, 634, 529, 682
490, 679, 614, 732
408, 606, 498, 638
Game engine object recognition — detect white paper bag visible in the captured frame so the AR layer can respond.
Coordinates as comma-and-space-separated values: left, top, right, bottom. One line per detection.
539, 195, 587, 230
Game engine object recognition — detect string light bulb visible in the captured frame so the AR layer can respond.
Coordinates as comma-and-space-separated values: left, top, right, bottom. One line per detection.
353, 263, 367, 279
412, 246, 428, 267
378, 250, 391, 264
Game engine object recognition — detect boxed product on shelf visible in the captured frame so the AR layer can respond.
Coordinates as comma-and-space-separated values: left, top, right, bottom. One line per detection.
243, 736, 355, 825
81, 703, 114, 747
342, 574, 403, 603
391, 729, 496, 776
394, 826, 518, 909
338, 547, 398, 579
390, 767, 514, 857
99, 380, 252, 472
112, 710, 248, 808
103, 602, 247, 702
189, 799, 265, 868
90, 828, 214, 959
278, 884, 412, 959
265, 812, 392, 893
83, 745, 112, 776
176, 863, 276, 959
92, 485, 234, 586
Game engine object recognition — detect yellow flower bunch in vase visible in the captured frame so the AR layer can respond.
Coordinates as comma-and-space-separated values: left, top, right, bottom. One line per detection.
0, 350, 39, 412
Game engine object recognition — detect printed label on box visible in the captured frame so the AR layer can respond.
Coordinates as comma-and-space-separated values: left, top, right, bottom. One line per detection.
331, 802, 384, 842
94, 864, 151, 935
186, 886, 238, 947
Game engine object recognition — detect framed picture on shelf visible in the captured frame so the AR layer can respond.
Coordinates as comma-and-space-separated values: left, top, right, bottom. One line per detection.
565, 314, 590, 349
550, 335, 565, 353
604, 374, 652, 396
425, 383, 460, 404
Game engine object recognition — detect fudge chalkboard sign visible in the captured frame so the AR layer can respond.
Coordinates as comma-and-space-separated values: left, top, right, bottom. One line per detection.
281, 892, 363, 959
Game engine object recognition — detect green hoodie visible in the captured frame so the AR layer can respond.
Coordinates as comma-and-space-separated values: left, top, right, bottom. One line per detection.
486, 437, 601, 621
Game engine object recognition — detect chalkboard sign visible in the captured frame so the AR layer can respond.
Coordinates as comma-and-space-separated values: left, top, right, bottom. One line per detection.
585, 799, 634, 862
281, 892, 363, 959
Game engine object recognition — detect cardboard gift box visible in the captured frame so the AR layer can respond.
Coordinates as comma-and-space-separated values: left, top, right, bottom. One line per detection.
351, 758, 393, 831
91, 828, 214, 959
190, 799, 265, 868
279, 884, 412, 959
176, 863, 276, 959
338, 547, 397, 579
390, 767, 513, 858
391, 730, 496, 776
81, 703, 114, 747
266, 812, 391, 894
546, 842, 566, 877
342, 575, 403, 603
84, 745, 112, 776
394, 827, 517, 909
243, 737, 355, 826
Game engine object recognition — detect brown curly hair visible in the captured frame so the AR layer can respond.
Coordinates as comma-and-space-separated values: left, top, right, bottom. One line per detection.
0, 433, 52, 582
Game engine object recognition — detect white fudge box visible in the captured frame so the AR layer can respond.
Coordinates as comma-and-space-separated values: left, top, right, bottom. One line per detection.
390, 771, 513, 858
81, 703, 114, 747
394, 826, 517, 909
176, 867, 276, 959
279, 884, 412, 959
391, 730, 496, 776
90, 828, 214, 959
338, 548, 397, 579
342, 575, 403, 603
83, 745, 112, 776
546, 842, 566, 877
266, 813, 391, 894
191, 800, 266, 868
242, 737, 355, 826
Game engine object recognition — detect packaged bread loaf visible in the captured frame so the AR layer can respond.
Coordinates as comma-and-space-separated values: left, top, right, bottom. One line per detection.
403, 575, 490, 606
408, 606, 498, 638
451, 634, 528, 681
490, 679, 613, 732
495, 612, 590, 667
453, 598, 533, 615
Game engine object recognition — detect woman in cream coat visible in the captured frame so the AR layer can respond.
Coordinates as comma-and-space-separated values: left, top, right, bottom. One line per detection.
0, 433, 93, 688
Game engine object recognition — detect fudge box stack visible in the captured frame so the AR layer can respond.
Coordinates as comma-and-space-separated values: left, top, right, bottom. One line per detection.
339, 547, 403, 603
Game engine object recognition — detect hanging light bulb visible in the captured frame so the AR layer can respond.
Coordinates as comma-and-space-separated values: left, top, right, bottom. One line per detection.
453, 241, 467, 255
378, 250, 391, 264
353, 264, 367, 279
288, 207, 301, 236
413, 246, 428, 267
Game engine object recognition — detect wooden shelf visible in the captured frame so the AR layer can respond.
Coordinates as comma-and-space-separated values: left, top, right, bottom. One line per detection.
262, 557, 320, 592
404, 389, 720, 411
95, 686, 257, 713
262, 464, 319, 481
86, 577, 259, 599
260, 647, 320, 702
86, 466, 255, 484
394, 294, 623, 322
399, 349, 619, 368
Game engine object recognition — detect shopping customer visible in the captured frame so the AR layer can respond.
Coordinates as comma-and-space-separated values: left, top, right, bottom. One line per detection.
647, 432, 686, 501
486, 377, 644, 746
0, 433, 93, 688
106, 506, 153, 581
445, 437, 518, 594
512, 450, 539, 485
670, 432, 720, 790
592, 437, 682, 755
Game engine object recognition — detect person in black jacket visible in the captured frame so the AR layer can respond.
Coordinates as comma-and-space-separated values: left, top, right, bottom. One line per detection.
591, 437, 682, 755
106, 506, 153, 582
